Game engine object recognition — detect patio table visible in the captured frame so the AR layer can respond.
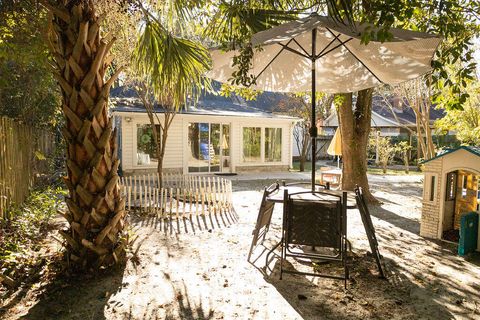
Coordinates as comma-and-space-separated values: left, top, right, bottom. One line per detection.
266, 186, 357, 209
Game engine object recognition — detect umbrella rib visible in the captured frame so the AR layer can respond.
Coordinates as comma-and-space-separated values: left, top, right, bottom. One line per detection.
316, 38, 354, 60
276, 42, 310, 59
316, 33, 342, 58
324, 27, 384, 84
252, 39, 293, 84
292, 38, 311, 58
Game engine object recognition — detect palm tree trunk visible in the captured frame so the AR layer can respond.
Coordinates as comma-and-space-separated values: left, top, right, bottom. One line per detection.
45, 0, 127, 270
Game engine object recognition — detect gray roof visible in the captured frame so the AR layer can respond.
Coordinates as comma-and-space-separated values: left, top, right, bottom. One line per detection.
422, 146, 480, 164
371, 95, 445, 125
110, 83, 300, 120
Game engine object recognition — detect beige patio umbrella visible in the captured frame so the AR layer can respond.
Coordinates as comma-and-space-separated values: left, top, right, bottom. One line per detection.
327, 128, 342, 168
208, 13, 441, 188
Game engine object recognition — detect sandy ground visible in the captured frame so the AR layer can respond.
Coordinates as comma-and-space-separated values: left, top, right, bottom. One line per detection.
2, 173, 480, 319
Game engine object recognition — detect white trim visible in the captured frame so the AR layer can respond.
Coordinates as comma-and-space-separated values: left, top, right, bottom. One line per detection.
240, 125, 284, 165
423, 172, 439, 202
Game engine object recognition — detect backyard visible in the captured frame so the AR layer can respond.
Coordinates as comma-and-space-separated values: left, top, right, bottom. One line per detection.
1, 1, 480, 320
1, 173, 480, 319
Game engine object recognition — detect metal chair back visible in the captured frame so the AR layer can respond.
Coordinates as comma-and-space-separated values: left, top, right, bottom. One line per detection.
280, 189, 349, 287
247, 182, 279, 261
354, 185, 386, 278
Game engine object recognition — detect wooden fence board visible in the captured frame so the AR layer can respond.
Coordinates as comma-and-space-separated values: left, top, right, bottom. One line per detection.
0, 116, 55, 218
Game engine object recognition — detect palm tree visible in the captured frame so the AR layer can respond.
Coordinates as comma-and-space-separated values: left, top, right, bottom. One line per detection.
131, 2, 212, 187
43, 0, 127, 270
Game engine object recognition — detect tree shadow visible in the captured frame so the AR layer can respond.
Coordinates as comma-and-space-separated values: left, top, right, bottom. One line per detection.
20, 263, 127, 319
367, 205, 420, 235
262, 254, 455, 320
164, 279, 215, 320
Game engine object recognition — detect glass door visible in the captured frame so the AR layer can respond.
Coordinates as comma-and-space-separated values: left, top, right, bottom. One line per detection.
210, 124, 221, 172
221, 124, 231, 172
188, 122, 230, 173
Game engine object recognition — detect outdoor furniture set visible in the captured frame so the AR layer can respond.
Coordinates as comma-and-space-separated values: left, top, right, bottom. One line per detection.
248, 181, 385, 288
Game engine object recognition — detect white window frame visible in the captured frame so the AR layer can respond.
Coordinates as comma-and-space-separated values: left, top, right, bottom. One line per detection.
264, 126, 283, 164
423, 172, 439, 202
240, 125, 284, 165
133, 119, 160, 169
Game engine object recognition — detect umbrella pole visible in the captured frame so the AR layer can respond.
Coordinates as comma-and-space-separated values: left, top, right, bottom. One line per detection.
311, 28, 317, 191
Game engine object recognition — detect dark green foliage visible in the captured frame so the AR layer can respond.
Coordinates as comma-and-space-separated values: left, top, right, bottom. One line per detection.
0, 187, 67, 285
0, 0, 61, 127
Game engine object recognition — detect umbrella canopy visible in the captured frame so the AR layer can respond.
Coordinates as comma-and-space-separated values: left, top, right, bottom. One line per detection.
209, 14, 441, 93
327, 129, 342, 156
208, 13, 441, 188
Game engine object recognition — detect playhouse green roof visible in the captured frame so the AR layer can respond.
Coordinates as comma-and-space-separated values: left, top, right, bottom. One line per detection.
422, 146, 480, 164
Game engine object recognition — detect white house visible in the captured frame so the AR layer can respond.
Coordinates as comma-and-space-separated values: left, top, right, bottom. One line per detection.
111, 86, 300, 175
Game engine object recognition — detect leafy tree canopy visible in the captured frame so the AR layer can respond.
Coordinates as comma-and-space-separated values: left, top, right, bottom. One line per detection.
435, 82, 480, 145
0, 0, 61, 127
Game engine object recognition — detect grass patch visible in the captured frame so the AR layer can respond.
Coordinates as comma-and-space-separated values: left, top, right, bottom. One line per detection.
291, 161, 312, 171
367, 168, 421, 175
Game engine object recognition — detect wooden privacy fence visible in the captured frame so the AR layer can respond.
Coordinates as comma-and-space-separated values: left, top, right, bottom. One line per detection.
0, 116, 55, 218
120, 173, 234, 219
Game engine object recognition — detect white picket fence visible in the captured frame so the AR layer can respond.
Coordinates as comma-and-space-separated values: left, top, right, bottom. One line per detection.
119, 173, 233, 218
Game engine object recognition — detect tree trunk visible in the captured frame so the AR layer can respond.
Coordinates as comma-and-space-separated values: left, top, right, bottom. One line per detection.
46, 1, 127, 270
299, 156, 305, 172
337, 89, 376, 202
299, 129, 309, 172
404, 154, 409, 174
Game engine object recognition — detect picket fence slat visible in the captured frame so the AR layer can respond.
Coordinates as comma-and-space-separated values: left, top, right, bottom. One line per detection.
120, 174, 234, 220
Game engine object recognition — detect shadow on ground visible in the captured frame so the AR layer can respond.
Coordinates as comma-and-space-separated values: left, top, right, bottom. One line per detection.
15, 263, 215, 320
19, 264, 126, 320
368, 205, 420, 234
260, 254, 455, 320
131, 207, 238, 235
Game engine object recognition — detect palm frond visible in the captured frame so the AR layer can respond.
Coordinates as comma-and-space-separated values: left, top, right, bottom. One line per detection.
205, 4, 297, 45
133, 20, 212, 109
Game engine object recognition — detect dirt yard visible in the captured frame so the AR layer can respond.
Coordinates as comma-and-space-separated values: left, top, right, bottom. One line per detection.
2, 174, 480, 319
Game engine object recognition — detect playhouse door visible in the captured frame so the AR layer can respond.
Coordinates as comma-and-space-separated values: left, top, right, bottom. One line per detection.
454, 171, 479, 229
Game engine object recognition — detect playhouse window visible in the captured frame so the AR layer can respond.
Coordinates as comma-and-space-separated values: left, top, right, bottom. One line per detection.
430, 175, 436, 201
445, 172, 456, 201
461, 175, 468, 198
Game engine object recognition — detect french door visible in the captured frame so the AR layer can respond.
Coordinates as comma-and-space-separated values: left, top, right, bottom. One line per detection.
188, 122, 230, 173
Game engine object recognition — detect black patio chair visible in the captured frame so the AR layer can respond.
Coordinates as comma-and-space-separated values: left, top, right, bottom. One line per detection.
247, 182, 280, 262
280, 189, 349, 288
354, 185, 386, 278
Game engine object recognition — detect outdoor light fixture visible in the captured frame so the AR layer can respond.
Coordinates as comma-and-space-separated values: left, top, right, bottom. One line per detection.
125, 117, 132, 123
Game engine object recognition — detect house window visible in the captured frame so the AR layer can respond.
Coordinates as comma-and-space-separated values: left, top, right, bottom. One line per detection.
265, 128, 282, 162
137, 124, 160, 165
243, 127, 261, 162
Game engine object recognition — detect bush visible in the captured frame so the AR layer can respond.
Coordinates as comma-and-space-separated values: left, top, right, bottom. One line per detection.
0, 187, 66, 286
